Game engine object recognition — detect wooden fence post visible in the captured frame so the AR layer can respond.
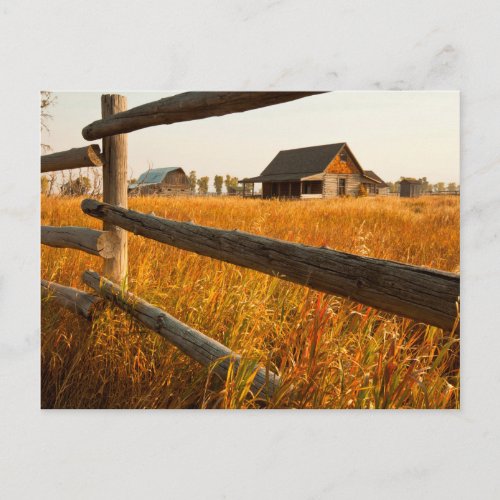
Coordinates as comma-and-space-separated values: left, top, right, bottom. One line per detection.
101, 94, 128, 282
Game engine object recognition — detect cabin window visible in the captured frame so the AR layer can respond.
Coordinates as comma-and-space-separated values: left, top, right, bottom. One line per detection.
362, 182, 376, 194
338, 178, 346, 195
340, 151, 347, 161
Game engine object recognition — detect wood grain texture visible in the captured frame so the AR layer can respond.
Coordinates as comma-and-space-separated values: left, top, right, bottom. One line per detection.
82, 270, 280, 398
323, 174, 362, 197
82, 92, 323, 140
41, 225, 120, 258
41, 279, 101, 319
41, 145, 103, 173
82, 199, 460, 330
101, 94, 128, 282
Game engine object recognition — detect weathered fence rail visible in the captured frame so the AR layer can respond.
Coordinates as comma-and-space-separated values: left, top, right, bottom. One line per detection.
81, 199, 460, 331
83, 270, 279, 397
82, 91, 322, 140
41, 279, 101, 319
41, 145, 103, 173
41, 226, 120, 258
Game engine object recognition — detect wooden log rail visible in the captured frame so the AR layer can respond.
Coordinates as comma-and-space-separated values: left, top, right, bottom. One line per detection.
82, 199, 460, 331
41, 226, 120, 258
83, 270, 280, 398
41, 279, 101, 319
41, 145, 103, 173
82, 92, 323, 140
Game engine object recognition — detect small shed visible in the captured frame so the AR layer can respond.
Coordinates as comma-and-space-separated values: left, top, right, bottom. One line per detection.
400, 178, 423, 198
129, 167, 191, 196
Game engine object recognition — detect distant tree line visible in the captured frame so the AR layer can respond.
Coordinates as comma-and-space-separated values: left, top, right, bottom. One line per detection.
42, 168, 243, 197
187, 171, 241, 195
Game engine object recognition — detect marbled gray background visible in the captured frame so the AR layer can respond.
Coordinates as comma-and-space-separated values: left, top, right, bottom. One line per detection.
0, 1, 499, 498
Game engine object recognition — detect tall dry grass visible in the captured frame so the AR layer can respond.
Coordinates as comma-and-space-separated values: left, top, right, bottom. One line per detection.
41, 195, 459, 409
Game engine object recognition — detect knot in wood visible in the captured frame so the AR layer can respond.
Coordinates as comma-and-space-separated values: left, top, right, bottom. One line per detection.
356, 278, 366, 288
156, 314, 168, 331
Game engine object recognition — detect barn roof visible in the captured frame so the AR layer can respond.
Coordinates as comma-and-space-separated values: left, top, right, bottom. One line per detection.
241, 143, 346, 183
129, 167, 183, 189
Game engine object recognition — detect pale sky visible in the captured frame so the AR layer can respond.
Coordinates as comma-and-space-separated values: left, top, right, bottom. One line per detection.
42, 91, 459, 186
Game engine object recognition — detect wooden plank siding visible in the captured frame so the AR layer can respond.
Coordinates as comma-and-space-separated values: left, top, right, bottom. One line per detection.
322, 145, 363, 198
323, 174, 361, 197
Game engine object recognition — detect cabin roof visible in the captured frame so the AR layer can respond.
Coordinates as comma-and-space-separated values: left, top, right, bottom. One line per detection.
129, 167, 183, 189
363, 170, 388, 187
269, 143, 344, 175
241, 143, 346, 183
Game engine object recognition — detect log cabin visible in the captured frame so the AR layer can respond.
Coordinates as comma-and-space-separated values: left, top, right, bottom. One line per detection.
128, 167, 191, 196
240, 143, 388, 199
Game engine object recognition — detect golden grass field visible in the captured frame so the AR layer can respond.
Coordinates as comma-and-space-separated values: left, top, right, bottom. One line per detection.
41, 195, 460, 409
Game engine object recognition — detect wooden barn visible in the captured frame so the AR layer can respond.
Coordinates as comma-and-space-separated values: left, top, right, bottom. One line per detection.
128, 167, 191, 196
399, 178, 423, 198
240, 143, 388, 199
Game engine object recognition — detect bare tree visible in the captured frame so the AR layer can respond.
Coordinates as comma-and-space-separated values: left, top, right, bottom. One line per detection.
90, 166, 102, 197
138, 161, 153, 188
41, 175, 49, 195
58, 170, 68, 195
47, 172, 57, 196
41, 91, 56, 153
60, 174, 92, 196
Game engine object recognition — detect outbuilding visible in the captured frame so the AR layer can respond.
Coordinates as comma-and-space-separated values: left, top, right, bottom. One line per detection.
399, 178, 423, 198
128, 167, 191, 196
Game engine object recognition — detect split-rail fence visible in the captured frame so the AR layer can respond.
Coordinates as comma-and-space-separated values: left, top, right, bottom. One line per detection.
41, 92, 460, 399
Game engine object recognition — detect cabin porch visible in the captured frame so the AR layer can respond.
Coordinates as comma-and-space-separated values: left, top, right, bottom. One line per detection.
241, 180, 323, 199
